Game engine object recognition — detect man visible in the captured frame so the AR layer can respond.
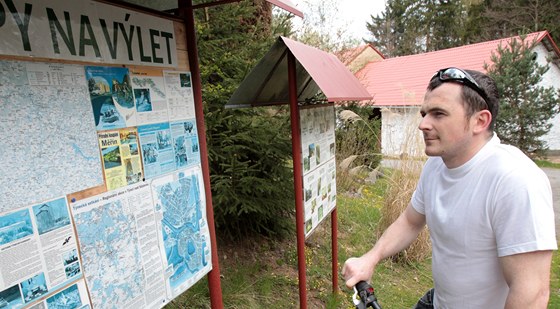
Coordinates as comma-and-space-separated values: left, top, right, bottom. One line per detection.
342, 68, 557, 308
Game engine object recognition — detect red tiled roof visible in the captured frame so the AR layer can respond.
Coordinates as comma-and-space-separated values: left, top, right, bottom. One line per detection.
357, 31, 553, 106
337, 44, 385, 65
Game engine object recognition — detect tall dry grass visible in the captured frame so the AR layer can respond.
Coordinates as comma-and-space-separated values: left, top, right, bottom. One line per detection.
377, 159, 431, 263
376, 107, 431, 263
336, 109, 382, 193
337, 108, 431, 263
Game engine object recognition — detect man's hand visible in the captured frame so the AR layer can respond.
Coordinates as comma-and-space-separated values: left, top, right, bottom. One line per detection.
342, 256, 375, 288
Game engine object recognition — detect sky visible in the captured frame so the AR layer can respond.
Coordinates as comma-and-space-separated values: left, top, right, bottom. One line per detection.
335, 0, 386, 40
289, 0, 386, 42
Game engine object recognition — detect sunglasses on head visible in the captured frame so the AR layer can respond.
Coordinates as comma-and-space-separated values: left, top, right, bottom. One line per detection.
433, 67, 490, 110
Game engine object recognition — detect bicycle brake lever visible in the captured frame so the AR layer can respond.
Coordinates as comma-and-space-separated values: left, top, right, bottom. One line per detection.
353, 286, 366, 309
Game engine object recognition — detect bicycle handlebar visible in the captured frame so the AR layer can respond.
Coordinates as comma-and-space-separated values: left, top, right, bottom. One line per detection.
353, 281, 382, 309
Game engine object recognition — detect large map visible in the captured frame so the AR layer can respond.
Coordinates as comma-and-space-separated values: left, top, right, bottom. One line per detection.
71, 183, 166, 309
73, 200, 145, 308
0, 60, 103, 212
151, 167, 212, 298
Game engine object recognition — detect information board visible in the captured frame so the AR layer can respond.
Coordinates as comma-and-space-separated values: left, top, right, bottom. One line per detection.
0, 1, 213, 308
299, 105, 337, 237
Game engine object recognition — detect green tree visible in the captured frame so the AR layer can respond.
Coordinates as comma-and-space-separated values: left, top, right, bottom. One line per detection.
196, 1, 295, 239
290, 0, 359, 52
485, 36, 560, 156
365, 0, 467, 57
465, 0, 560, 44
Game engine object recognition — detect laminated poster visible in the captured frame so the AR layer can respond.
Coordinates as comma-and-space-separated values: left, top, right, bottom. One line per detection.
163, 71, 196, 121
131, 69, 170, 125
0, 197, 91, 308
86, 66, 136, 130
299, 105, 337, 237
170, 119, 201, 169
98, 128, 144, 190
138, 122, 176, 180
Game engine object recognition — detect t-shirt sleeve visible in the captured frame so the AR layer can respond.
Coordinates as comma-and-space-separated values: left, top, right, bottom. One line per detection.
492, 168, 558, 257
411, 160, 433, 215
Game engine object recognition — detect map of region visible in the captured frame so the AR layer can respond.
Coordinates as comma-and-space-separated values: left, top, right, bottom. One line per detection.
74, 201, 145, 309
152, 168, 211, 297
0, 60, 103, 212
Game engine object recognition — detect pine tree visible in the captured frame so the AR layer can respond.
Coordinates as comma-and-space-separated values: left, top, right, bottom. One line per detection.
365, 0, 468, 57
485, 36, 560, 156
196, 1, 295, 239
468, 0, 560, 44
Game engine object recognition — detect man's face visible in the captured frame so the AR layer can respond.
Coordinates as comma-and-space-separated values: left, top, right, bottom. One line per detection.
419, 83, 477, 166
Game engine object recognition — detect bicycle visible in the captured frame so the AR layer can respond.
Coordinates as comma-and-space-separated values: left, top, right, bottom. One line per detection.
353, 281, 382, 309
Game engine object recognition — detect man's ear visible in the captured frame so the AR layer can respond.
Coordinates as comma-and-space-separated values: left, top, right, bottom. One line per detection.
473, 110, 492, 134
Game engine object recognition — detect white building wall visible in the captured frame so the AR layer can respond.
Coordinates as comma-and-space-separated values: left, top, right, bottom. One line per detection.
534, 44, 560, 151
379, 43, 560, 156
381, 107, 425, 158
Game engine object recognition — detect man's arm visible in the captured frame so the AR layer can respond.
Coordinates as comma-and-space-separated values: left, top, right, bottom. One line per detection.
501, 250, 553, 309
342, 203, 426, 288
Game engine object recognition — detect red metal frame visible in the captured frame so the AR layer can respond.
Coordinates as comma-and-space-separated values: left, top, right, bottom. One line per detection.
288, 51, 308, 309
288, 50, 342, 308
332, 209, 339, 293
180, 1, 224, 308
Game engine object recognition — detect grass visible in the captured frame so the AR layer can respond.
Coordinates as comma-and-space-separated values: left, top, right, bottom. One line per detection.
166, 177, 435, 308
166, 162, 560, 308
535, 159, 560, 169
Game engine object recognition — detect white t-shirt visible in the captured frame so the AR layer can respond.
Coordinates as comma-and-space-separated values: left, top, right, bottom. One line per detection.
412, 136, 557, 308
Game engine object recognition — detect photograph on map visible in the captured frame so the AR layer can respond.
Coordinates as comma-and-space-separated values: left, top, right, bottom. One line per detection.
0, 284, 23, 308
65, 262, 81, 279
142, 143, 158, 164
0, 209, 33, 246
32, 197, 71, 235
63, 249, 79, 267
303, 157, 310, 172
102, 146, 122, 169
305, 219, 312, 233
86, 66, 133, 130
179, 73, 192, 87
20, 273, 48, 304
134, 88, 152, 112
46, 283, 82, 308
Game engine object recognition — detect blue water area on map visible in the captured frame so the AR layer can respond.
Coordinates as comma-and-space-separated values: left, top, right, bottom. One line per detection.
158, 174, 207, 289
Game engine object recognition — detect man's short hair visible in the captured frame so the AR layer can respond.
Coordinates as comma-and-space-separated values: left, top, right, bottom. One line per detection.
427, 69, 500, 131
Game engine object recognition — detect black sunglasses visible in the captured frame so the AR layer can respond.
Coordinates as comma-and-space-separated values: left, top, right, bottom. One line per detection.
433, 67, 490, 110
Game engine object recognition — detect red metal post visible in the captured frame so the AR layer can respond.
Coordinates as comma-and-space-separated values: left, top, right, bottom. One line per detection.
180, 1, 224, 308
331, 208, 339, 293
288, 52, 307, 309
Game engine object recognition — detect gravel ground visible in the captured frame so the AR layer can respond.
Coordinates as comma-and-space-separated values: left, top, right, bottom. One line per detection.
542, 167, 560, 240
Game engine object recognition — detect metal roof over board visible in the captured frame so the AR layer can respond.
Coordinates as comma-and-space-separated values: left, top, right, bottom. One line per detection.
227, 36, 373, 108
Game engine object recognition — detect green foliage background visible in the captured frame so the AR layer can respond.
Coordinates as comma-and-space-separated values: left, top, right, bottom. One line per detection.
195, 1, 295, 238
485, 37, 560, 156
366, 0, 560, 58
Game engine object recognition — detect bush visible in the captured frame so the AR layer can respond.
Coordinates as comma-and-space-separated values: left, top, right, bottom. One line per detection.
207, 106, 295, 239
335, 104, 382, 192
